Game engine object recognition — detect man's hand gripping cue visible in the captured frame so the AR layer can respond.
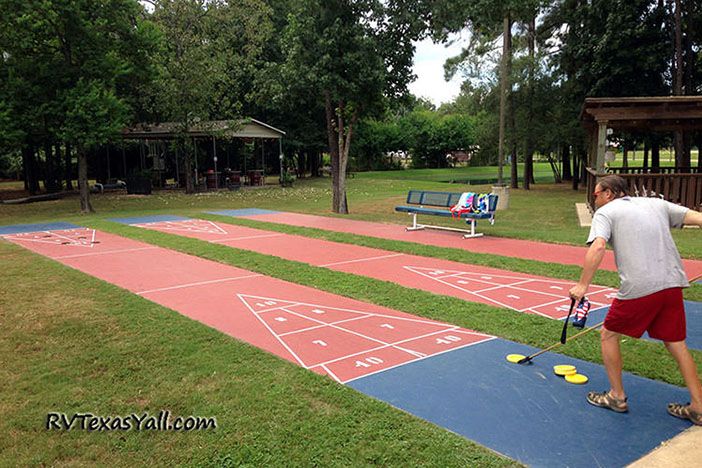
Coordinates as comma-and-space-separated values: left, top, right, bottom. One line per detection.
569, 237, 607, 302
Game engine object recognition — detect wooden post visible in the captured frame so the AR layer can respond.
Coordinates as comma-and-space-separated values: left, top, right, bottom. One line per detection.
596, 121, 608, 172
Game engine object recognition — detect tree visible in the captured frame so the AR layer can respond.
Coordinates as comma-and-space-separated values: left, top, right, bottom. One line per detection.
281, 0, 423, 213
151, 0, 271, 193
427, 0, 545, 188
0, 0, 156, 211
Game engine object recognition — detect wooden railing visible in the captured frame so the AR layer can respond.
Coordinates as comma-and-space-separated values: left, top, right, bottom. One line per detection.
606, 166, 701, 175
586, 168, 702, 212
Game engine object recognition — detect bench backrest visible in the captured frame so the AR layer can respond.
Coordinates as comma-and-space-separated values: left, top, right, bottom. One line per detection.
406, 190, 498, 212
406, 190, 462, 207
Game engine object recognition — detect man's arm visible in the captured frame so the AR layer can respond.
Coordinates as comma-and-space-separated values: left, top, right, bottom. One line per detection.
569, 237, 607, 301
683, 209, 702, 227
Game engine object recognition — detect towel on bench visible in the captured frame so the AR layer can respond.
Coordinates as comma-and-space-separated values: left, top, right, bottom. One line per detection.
450, 192, 490, 219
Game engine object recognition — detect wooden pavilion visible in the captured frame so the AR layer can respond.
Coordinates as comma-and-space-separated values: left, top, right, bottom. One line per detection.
120, 118, 286, 188
581, 96, 702, 211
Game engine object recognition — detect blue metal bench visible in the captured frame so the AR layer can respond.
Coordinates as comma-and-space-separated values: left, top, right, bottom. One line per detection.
394, 190, 498, 238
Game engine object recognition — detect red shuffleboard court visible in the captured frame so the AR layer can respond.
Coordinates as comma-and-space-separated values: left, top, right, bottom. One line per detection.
222, 209, 702, 280
129, 218, 617, 319
1, 226, 493, 383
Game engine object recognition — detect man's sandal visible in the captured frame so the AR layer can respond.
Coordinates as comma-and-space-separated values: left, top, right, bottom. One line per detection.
586, 390, 629, 413
667, 403, 702, 426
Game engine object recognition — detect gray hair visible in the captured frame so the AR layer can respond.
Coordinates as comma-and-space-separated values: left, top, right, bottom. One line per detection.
597, 175, 628, 198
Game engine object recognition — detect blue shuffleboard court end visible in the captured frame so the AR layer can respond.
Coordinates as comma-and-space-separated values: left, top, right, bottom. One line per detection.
348, 338, 691, 468
0, 222, 80, 235
109, 215, 190, 225
207, 208, 279, 217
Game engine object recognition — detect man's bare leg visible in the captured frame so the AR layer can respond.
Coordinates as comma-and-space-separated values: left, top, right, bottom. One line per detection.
664, 340, 702, 412
601, 328, 626, 399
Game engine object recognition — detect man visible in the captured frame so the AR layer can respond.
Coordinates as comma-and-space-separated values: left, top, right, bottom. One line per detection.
569, 174, 702, 426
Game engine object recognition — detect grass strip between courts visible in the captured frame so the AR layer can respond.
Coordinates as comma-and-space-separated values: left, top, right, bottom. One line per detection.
196, 213, 702, 303
88, 219, 702, 389
0, 240, 518, 467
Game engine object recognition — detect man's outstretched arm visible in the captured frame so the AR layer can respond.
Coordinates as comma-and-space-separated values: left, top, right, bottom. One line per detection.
569, 237, 607, 301
683, 209, 702, 227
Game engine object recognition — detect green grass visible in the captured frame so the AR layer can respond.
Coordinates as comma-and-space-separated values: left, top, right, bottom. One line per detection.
2, 167, 701, 465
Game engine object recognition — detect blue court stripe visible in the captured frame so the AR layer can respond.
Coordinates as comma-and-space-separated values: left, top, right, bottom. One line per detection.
0, 222, 80, 235
109, 215, 190, 225
587, 300, 702, 351
207, 208, 279, 217
349, 338, 690, 468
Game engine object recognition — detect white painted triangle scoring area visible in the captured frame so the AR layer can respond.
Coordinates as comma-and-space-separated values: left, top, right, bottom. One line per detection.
236, 293, 461, 369
3, 228, 97, 248
142, 219, 229, 235
405, 265, 555, 284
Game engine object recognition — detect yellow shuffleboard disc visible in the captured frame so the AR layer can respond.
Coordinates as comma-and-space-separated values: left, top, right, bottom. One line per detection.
565, 373, 589, 384
506, 354, 526, 363
553, 365, 577, 376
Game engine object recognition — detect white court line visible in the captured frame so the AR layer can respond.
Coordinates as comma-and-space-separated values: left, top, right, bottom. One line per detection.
341, 335, 496, 384
278, 306, 440, 359
237, 293, 307, 367
50, 229, 96, 248
320, 364, 342, 383
137, 274, 262, 295
309, 326, 462, 369
408, 268, 517, 310
161, 220, 229, 235
408, 266, 547, 283
257, 301, 454, 328
524, 296, 611, 316
210, 233, 285, 243
320, 253, 404, 268
277, 314, 373, 337
519, 296, 570, 313
55, 246, 159, 259
240, 298, 304, 314
4, 230, 92, 247
242, 294, 452, 326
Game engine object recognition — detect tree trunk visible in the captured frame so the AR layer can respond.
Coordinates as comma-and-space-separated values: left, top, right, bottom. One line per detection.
571, 149, 580, 190
562, 144, 572, 180
622, 145, 628, 168
43, 139, 62, 193
22, 144, 40, 195
325, 92, 341, 212
497, 14, 512, 186
523, 14, 536, 190
673, 0, 684, 166
184, 144, 194, 194
77, 147, 94, 213
651, 138, 660, 171
509, 80, 517, 189
64, 142, 74, 190
643, 140, 649, 169
310, 150, 320, 177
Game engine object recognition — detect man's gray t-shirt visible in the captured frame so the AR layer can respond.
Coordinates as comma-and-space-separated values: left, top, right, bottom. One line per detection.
587, 197, 689, 299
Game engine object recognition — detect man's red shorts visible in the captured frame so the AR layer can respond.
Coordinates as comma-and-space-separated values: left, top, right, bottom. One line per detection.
604, 287, 686, 342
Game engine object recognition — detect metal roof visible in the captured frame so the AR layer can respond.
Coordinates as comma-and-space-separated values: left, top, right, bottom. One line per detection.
122, 118, 286, 139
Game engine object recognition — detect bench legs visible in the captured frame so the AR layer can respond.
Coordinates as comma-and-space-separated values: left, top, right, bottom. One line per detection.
462, 220, 483, 238
406, 213, 424, 231
405, 213, 485, 238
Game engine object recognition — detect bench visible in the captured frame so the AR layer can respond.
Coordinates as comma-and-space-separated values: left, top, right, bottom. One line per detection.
394, 190, 498, 238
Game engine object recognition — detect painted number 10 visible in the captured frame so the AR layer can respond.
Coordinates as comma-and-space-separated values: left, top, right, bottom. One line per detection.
436, 335, 461, 345
355, 357, 384, 368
